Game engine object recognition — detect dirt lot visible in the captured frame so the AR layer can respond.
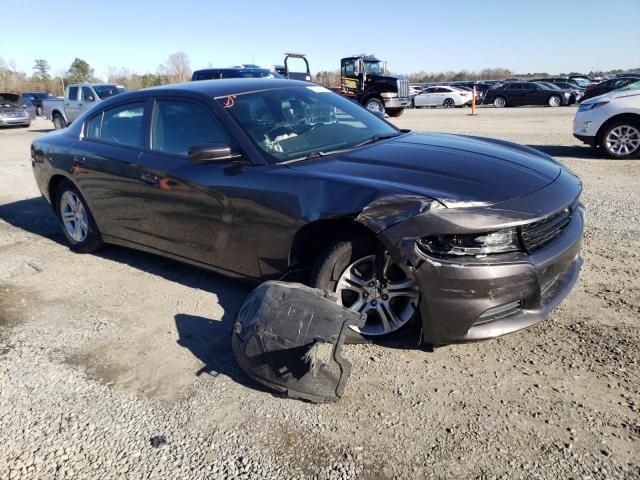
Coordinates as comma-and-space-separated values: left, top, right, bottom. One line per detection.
1, 108, 639, 480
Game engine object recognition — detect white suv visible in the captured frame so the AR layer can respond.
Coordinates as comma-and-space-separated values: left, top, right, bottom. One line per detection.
573, 81, 640, 159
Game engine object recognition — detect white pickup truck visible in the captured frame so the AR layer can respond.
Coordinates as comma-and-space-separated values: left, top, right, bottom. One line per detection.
42, 83, 125, 129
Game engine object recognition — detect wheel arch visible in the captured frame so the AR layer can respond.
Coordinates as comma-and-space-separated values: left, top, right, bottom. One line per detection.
48, 174, 71, 206
288, 218, 378, 270
596, 113, 640, 146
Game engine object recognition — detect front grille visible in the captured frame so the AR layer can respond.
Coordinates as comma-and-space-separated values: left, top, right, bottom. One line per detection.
520, 207, 572, 252
397, 79, 409, 98
6, 111, 26, 118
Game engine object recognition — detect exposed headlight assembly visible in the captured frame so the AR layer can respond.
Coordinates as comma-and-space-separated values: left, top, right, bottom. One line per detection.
418, 228, 521, 257
578, 100, 608, 112
380, 92, 398, 98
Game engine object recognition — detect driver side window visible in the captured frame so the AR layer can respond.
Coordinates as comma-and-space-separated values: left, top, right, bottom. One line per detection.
343, 61, 355, 76
150, 99, 233, 157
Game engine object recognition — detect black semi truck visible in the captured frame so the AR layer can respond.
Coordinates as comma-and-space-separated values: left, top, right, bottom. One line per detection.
339, 55, 410, 117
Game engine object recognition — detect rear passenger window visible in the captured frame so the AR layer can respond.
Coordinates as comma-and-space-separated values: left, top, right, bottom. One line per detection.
88, 102, 145, 147
68, 87, 79, 101
151, 100, 233, 156
85, 113, 102, 139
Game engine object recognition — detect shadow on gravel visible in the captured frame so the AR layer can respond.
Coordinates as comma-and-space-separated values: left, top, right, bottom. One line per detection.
527, 144, 604, 160
28, 128, 54, 133
173, 313, 274, 396
0, 196, 62, 241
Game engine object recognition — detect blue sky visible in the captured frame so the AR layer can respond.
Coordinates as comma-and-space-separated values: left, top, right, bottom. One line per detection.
2, 0, 639, 78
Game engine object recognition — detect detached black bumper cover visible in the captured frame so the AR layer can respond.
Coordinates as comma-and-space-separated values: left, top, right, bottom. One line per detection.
231, 281, 365, 403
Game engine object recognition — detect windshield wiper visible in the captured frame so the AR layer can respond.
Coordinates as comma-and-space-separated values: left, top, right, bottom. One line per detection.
354, 132, 402, 148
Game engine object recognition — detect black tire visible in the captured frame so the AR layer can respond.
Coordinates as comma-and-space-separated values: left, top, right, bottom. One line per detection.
310, 235, 418, 343
493, 96, 506, 108
36, 106, 43, 116
443, 98, 455, 108
54, 180, 103, 253
599, 119, 640, 159
548, 95, 562, 107
386, 108, 404, 118
53, 113, 66, 130
364, 97, 385, 114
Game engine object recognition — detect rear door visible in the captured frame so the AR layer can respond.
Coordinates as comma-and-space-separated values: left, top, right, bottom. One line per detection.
522, 83, 543, 105
65, 86, 81, 123
506, 83, 524, 105
71, 100, 150, 242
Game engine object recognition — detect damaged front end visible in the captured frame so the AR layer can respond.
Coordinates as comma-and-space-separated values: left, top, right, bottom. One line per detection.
358, 171, 584, 346
231, 281, 365, 403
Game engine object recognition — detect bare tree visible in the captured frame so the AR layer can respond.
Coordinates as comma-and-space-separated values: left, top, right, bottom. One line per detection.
158, 51, 192, 83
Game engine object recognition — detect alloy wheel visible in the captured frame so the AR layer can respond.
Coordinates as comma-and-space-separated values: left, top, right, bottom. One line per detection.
605, 125, 640, 157
336, 254, 419, 336
59, 191, 88, 242
548, 96, 561, 107
494, 97, 506, 108
443, 98, 454, 108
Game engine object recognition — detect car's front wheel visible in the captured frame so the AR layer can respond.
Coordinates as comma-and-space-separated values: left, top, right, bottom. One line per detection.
443, 98, 455, 108
548, 95, 561, 107
600, 119, 640, 159
493, 96, 506, 108
311, 236, 419, 342
54, 180, 103, 252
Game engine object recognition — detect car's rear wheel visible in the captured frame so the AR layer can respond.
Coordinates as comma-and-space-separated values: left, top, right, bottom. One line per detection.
311, 236, 419, 342
493, 96, 506, 108
53, 113, 66, 130
36, 106, 43, 116
600, 120, 640, 159
548, 95, 561, 107
443, 98, 455, 108
54, 180, 103, 252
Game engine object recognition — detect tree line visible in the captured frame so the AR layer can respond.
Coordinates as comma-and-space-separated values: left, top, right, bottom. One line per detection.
1, 53, 638, 95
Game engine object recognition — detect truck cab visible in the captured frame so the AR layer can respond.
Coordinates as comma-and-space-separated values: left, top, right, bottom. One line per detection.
340, 55, 410, 117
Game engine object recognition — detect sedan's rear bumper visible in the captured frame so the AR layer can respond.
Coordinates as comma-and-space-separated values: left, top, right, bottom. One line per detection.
413, 209, 583, 344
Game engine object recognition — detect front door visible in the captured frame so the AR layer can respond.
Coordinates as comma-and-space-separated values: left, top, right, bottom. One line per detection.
135, 97, 255, 277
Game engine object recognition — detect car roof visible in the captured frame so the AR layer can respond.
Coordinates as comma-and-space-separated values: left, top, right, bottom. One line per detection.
144, 78, 311, 97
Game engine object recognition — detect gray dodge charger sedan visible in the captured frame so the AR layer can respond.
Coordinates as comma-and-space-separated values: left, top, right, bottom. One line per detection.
30, 79, 584, 345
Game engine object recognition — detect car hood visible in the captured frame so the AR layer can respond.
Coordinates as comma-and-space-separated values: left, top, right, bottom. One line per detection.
287, 132, 562, 208
0, 93, 19, 108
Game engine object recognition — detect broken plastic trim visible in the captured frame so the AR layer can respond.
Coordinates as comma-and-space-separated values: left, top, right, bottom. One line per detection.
231, 281, 366, 403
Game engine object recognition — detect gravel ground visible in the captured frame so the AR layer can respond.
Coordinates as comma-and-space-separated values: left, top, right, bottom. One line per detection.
0, 109, 638, 480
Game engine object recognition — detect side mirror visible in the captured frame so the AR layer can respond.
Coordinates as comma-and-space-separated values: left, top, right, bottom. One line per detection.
86, 95, 95, 102
188, 143, 241, 164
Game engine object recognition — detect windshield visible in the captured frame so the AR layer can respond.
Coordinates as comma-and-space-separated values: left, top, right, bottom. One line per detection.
364, 61, 382, 75
618, 81, 640, 92
219, 85, 399, 163
239, 69, 282, 79
93, 85, 122, 99
572, 78, 590, 87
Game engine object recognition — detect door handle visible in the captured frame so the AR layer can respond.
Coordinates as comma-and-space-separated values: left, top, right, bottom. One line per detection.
140, 172, 159, 186
73, 156, 86, 166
